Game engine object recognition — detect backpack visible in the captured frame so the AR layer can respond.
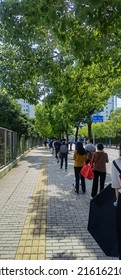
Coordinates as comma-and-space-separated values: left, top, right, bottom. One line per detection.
60, 144, 68, 154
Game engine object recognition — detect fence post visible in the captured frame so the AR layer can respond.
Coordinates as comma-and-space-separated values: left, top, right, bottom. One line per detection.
13, 132, 17, 159
10, 130, 12, 161
22, 135, 25, 154
4, 130, 7, 166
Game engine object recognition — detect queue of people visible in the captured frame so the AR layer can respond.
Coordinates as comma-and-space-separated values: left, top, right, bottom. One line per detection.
48, 137, 121, 259
73, 138, 109, 197
48, 138, 69, 170
49, 137, 109, 198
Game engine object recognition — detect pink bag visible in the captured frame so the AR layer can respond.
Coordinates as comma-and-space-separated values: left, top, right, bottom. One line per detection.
80, 162, 94, 180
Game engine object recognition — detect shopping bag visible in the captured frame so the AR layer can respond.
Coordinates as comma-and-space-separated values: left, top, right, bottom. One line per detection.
80, 162, 94, 180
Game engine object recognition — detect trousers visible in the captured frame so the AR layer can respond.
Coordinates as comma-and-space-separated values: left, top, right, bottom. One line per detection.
74, 166, 86, 193
91, 170, 106, 198
60, 153, 68, 169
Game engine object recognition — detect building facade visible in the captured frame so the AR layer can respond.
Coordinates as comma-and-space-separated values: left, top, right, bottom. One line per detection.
94, 96, 121, 121
16, 99, 35, 117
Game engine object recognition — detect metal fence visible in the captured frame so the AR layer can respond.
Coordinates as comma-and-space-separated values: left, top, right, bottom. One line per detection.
0, 127, 41, 169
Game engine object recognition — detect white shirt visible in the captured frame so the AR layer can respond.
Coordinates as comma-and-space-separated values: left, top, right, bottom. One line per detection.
85, 143, 96, 153
111, 157, 121, 193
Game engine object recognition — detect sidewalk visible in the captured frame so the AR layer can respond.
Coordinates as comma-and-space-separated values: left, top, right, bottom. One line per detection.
0, 147, 117, 260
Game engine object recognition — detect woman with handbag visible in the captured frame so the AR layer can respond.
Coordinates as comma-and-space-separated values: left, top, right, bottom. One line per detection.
73, 142, 87, 194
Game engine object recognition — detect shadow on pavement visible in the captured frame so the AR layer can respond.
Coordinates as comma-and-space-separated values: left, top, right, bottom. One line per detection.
27, 149, 113, 260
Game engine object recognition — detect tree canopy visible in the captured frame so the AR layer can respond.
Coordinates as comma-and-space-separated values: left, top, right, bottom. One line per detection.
0, 89, 37, 137
79, 107, 121, 142
1, 0, 121, 138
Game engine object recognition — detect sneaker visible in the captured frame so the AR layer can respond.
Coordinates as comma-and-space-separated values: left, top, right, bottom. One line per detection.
113, 200, 118, 207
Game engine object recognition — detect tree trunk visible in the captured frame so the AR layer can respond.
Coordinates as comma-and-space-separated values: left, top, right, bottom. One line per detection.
65, 131, 68, 143
88, 123, 91, 138
75, 125, 79, 143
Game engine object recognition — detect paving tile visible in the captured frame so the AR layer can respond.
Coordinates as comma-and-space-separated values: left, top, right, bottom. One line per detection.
46, 148, 117, 260
0, 147, 118, 260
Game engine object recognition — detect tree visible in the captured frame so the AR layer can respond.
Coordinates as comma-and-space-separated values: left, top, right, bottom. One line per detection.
0, 89, 34, 137
109, 108, 121, 138
42, 58, 118, 139
35, 96, 74, 140
1, 0, 121, 140
79, 107, 121, 143
35, 103, 53, 139
1, 0, 121, 103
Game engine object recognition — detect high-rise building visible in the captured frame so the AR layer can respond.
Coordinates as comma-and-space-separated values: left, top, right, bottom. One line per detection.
16, 99, 35, 117
94, 96, 121, 121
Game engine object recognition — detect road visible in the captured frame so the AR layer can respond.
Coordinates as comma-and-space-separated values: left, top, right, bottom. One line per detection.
103, 147, 119, 175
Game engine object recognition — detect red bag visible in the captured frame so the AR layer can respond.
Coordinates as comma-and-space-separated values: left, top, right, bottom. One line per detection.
80, 162, 94, 180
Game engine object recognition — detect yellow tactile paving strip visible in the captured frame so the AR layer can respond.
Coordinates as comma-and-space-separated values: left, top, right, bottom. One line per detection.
15, 157, 48, 260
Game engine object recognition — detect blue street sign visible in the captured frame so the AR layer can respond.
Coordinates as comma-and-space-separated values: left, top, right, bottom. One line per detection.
91, 115, 103, 122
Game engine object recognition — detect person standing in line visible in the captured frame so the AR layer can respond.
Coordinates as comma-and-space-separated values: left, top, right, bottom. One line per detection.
85, 138, 96, 161
91, 143, 109, 198
69, 141, 73, 151
60, 139, 68, 170
54, 138, 61, 160
48, 139, 53, 150
73, 142, 87, 194
52, 138, 56, 156
56, 139, 61, 163
111, 143, 121, 259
